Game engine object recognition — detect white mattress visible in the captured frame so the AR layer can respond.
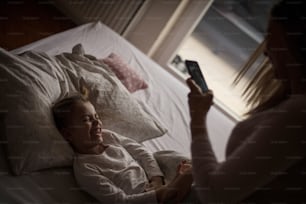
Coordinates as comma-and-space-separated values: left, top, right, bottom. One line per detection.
0, 21, 236, 203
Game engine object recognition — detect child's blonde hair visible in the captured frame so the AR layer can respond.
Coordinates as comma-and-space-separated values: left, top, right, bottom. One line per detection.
52, 86, 90, 130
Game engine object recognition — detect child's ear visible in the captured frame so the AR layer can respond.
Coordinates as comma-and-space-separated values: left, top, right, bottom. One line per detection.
61, 128, 72, 142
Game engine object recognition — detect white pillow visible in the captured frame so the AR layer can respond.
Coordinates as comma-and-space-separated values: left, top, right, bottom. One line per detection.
0, 49, 74, 175
0, 45, 167, 175
55, 44, 167, 142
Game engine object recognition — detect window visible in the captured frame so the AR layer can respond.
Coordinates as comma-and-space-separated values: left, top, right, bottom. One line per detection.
170, 0, 275, 120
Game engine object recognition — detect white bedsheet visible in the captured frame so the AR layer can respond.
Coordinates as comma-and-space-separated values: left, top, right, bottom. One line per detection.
0, 21, 236, 203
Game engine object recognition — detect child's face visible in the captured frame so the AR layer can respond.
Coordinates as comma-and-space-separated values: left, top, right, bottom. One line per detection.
62, 101, 103, 154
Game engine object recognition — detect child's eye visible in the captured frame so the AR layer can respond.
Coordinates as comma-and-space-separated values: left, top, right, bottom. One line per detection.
83, 116, 91, 122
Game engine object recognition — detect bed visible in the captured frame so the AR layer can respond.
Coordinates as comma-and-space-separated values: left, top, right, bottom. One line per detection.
0, 21, 235, 203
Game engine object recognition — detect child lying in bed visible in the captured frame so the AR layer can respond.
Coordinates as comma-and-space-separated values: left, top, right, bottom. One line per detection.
52, 93, 194, 204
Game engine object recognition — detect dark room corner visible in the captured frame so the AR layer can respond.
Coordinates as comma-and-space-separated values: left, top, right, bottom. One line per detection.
0, 0, 76, 50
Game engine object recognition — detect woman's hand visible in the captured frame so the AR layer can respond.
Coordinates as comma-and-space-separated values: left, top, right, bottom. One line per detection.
155, 172, 193, 203
165, 171, 193, 203
155, 161, 194, 203
155, 185, 178, 204
145, 176, 164, 192
186, 78, 213, 126
177, 160, 192, 175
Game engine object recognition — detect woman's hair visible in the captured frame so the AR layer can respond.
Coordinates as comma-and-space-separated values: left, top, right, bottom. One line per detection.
271, 0, 306, 27
272, 0, 306, 64
52, 86, 90, 130
234, 0, 306, 115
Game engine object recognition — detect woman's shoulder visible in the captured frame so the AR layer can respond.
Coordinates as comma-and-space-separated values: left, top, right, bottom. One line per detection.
279, 94, 306, 111
237, 95, 306, 128
269, 94, 306, 122
227, 95, 306, 155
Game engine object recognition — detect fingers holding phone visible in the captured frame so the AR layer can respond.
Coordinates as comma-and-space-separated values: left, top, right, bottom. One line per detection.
187, 79, 213, 115
185, 60, 209, 93
185, 60, 213, 120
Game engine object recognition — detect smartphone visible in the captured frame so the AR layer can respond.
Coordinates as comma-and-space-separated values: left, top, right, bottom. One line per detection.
185, 60, 209, 93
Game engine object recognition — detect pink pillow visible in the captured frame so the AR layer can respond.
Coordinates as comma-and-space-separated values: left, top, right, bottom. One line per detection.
101, 53, 148, 92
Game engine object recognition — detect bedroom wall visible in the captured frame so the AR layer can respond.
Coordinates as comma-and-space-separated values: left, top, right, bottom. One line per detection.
0, 0, 76, 50
52, 0, 184, 56
125, 0, 213, 74
0, 0, 210, 66
151, 0, 212, 66
125, 0, 182, 54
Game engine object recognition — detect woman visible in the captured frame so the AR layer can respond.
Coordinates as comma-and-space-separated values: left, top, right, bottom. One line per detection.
187, 0, 306, 203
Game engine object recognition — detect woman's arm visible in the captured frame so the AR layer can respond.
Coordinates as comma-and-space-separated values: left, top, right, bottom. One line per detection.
187, 79, 306, 203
